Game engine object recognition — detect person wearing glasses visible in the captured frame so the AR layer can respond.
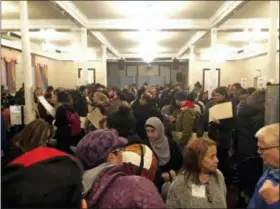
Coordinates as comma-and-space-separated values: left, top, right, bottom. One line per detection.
166, 137, 227, 208
248, 123, 279, 209
75, 129, 165, 209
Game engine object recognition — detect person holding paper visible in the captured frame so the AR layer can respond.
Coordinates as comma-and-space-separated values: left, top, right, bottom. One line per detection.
205, 87, 234, 184
166, 138, 227, 208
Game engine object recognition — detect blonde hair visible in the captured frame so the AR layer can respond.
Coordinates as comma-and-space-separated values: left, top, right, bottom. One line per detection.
255, 123, 279, 146
94, 92, 109, 105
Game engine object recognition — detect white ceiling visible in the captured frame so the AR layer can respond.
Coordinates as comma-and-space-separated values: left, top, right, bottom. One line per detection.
73, 1, 224, 19
102, 31, 196, 54
1, 1, 279, 60
1, 1, 67, 19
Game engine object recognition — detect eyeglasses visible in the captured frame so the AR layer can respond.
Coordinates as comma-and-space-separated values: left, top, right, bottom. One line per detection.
112, 147, 124, 155
258, 146, 279, 153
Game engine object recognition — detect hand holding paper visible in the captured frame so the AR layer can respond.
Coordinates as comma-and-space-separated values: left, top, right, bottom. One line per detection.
209, 102, 233, 122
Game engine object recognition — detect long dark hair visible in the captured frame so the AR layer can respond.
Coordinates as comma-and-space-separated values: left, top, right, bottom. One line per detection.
183, 138, 218, 186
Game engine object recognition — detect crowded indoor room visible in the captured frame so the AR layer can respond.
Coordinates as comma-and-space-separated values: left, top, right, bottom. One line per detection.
1, 1, 279, 208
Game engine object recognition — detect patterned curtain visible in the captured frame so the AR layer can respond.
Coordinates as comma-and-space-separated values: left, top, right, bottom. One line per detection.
41, 65, 48, 89
1, 58, 7, 86
5, 59, 17, 93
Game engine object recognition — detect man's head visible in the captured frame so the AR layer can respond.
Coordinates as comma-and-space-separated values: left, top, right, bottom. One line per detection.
232, 83, 243, 99
108, 86, 121, 99
238, 89, 249, 103
256, 124, 279, 168
174, 91, 187, 107
2, 147, 86, 208
75, 129, 127, 169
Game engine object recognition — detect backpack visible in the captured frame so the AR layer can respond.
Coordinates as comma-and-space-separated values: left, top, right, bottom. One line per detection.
174, 107, 196, 145
66, 109, 81, 136
194, 113, 204, 138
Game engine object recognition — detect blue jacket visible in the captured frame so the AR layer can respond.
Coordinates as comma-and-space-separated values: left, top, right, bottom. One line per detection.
248, 168, 279, 209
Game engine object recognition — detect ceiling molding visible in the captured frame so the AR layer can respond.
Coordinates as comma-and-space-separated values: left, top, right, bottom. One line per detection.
2, 18, 276, 32
209, 1, 247, 28
51, 1, 88, 27
219, 19, 280, 31
1, 38, 60, 60
1, 19, 78, 31
87, 19, 210, 31
89, 31, 122, 59
121, 53, 176, 59
174, 1, 247, 58
175, 31, 207, 58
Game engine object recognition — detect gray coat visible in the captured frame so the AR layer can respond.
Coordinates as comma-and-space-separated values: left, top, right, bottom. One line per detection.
166, 170, 227, 208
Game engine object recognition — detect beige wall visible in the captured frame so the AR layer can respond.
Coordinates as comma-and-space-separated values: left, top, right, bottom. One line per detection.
11, 54, 105, 90
191, 52, 279, 88
7, 46, 279, 90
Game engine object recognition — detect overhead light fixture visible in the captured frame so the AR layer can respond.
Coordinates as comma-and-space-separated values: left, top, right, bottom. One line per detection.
2, 2, 18, 13
41, 42, 56, 53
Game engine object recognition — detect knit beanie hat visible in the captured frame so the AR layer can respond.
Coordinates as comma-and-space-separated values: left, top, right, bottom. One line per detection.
2, 147, 83, 208
174, 91, 187, 101
75, 129, 127, 169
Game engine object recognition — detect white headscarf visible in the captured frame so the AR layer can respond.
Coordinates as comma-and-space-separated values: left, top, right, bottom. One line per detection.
145, 117, 170, 166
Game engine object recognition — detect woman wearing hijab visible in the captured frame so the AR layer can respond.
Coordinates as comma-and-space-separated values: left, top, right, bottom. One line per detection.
145, 117, 183, 192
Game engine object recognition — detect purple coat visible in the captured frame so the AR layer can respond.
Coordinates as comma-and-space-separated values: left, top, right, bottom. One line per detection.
83, 163, 165, 208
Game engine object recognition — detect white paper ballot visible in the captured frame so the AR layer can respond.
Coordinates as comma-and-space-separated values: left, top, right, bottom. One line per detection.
37, 96, 55, 117
209, 102, 233, 122
10, 105, 23, 125
80, 117, 86, 129
87, 107, 104, 129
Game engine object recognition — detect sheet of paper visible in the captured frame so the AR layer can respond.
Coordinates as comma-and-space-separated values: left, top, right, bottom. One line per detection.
209, 102, 233, 122
87, 107, 104, 129
80, 117, 86, 129
37, 96, 55, 117
10, 105, 23, 125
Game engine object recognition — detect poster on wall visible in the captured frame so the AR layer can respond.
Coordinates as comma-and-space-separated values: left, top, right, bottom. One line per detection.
204, 69, 219, 98
240, 78, 248, 88
10, 105, 23, 125
257, 76, 266, 89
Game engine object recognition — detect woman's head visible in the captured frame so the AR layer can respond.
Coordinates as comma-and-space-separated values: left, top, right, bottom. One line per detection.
213, 87, 228, 103
183, 138, 218, 175
93, 92, 109, 106
140, 93, 153, 105
145, 117, 165, 142
12, 119, 54, 152
107, 106, 136, 137
52, 91, 72, 106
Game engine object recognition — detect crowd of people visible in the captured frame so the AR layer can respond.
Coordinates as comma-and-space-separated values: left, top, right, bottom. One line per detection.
1, 81, 279, 209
